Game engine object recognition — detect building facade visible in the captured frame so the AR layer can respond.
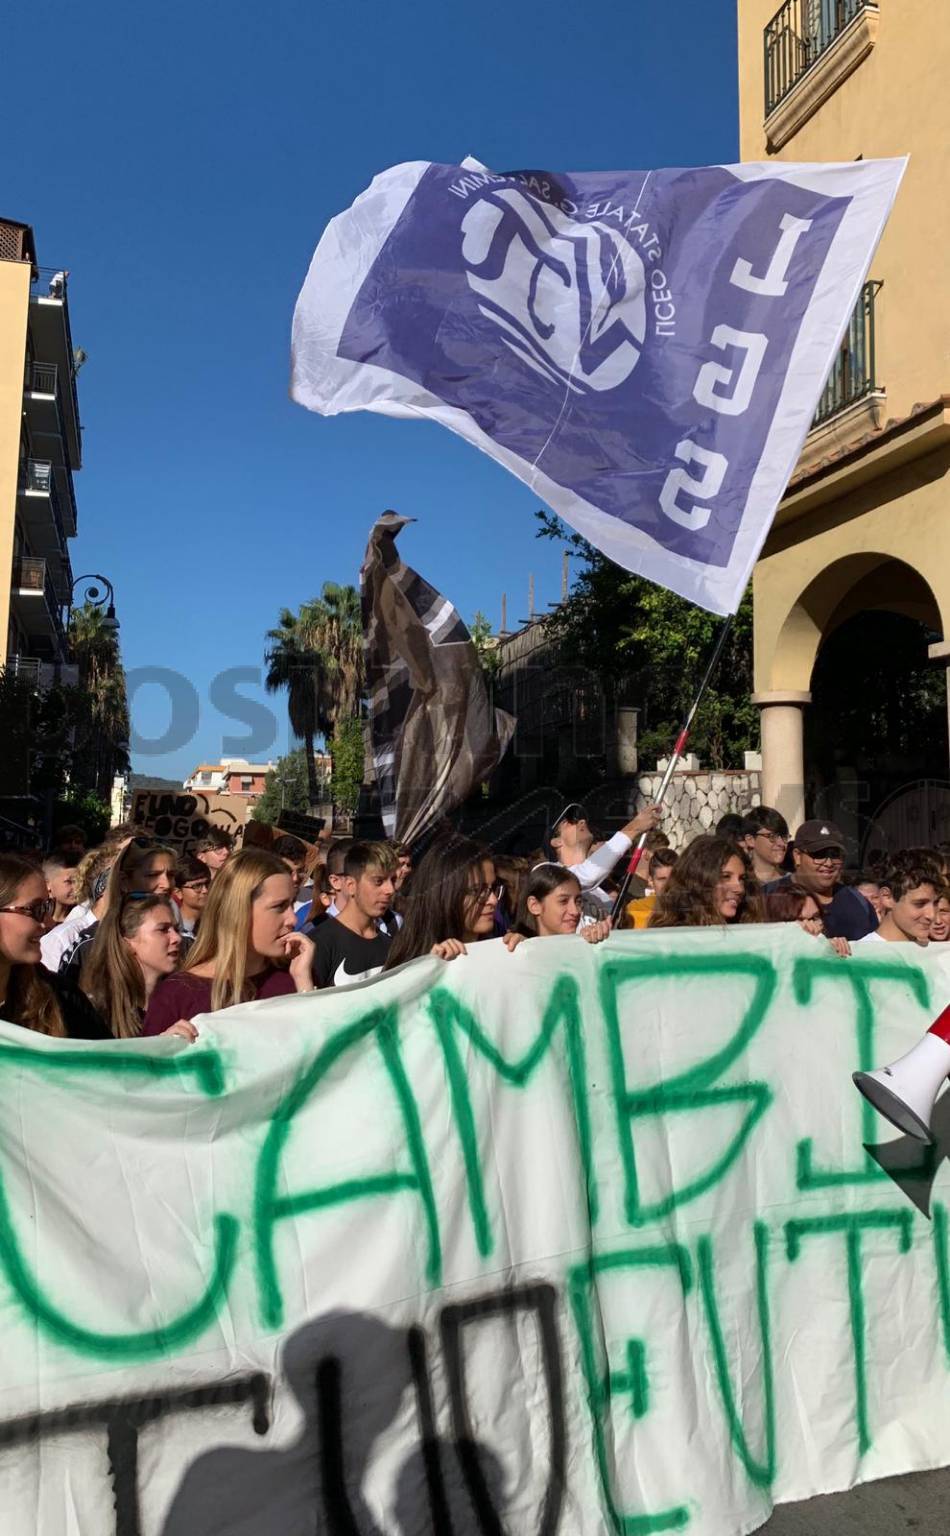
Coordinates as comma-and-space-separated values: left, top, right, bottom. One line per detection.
737, 1, 950, 846
184, 754, 333, 804
0, 219, 81, 684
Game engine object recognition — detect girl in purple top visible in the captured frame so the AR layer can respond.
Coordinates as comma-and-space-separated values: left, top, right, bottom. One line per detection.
144, 849, 315, 1037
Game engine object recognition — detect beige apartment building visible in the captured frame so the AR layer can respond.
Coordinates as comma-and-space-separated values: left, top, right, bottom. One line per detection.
0, 218, 81, 687
738, 1, 950, 844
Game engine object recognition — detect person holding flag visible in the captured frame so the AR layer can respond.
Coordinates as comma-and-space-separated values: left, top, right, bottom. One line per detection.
545, 802, 661, 916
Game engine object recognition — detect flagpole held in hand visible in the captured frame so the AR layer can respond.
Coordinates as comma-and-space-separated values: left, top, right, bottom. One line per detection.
610, 614, 737, 925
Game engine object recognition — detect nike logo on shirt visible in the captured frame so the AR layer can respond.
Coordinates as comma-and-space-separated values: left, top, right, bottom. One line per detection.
333, 959, 384, 988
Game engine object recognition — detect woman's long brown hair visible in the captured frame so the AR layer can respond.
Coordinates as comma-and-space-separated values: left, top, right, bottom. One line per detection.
0, 853, 65, 1036
82, 894, 178, 1038
649, 835, 763, 928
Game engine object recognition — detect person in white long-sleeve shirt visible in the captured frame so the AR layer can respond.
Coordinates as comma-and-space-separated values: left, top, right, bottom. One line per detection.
546, 802, 662, 913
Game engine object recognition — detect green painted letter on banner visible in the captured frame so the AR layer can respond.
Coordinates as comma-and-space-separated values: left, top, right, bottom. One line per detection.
0, 1046, 236, 1361
254, 1005, 441, 1329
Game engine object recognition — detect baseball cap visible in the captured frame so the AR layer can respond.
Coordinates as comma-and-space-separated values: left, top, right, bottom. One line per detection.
542, 803, 589, 860
794, 820, 846, 855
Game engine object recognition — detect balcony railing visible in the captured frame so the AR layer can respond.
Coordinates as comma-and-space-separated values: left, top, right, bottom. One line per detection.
812, 280, 881, 428
13, 555, 47, 594
765, 0, 875, 115
26, 359, 58, 396
4, 655, 79, 690
5, 655, 41, 686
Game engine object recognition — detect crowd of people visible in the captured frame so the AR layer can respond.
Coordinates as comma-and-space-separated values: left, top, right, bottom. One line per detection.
2, 802, 949, 1043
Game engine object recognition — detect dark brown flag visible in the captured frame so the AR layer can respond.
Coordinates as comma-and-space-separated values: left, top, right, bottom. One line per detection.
360, 512, 515, 845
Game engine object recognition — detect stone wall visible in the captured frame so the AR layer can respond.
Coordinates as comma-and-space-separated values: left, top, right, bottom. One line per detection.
635, 769, 762, 850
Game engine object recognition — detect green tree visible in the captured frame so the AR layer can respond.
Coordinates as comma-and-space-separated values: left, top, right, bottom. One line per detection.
329, 715, 364, 815
253, 749, 323, 824
470, 610, 501, 682
536, 511, 757, 769
298, 582, 364, 733
68, 602, 130, 798
264, 610, 330, 810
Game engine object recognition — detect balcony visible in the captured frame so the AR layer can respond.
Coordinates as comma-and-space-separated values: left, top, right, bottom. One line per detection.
23, 358, 82, 471
10, 556, 69, 660
795, 280, 885, 476
813, 280, 882, 427
764, 0, 879, 147
27, 268, 82, 469
4, 655, 79, 689
17, 460, 73, 596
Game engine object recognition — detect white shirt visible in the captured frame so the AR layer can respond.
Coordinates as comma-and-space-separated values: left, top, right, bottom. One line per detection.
854, 931, 887, 945
565, 832, 633, 892
40, 903, 95, 970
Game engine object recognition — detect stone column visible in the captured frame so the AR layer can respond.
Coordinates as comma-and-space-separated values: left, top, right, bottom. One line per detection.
751, 690, 811, 830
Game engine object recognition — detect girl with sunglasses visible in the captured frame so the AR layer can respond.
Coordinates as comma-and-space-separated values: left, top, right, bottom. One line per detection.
384, 834, 524, 967
83, 894, 189, 1038
0, 852, 110, 1039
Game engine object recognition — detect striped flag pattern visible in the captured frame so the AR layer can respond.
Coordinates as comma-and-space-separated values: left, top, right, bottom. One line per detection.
360, 511, 514, 844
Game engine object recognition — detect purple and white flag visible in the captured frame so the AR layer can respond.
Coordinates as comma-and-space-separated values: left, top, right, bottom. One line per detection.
291, 156, 905, 615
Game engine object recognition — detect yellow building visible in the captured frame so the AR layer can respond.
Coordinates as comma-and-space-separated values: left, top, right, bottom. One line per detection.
0, 217, 81, 686
738, 1, 950, 848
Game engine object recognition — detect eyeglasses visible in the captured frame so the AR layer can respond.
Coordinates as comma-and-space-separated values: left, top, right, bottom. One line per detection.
805, 850, 843, 865
0, 898, 55, 923
182, 879, 211, 892
466, 880, 504, 905
756, 831, 788, 846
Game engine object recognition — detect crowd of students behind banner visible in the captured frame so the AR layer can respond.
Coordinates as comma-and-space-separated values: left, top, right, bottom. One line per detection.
1, 802, 949, 1042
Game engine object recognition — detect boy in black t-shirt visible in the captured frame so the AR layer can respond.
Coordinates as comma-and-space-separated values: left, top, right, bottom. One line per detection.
312, 841, 396, 988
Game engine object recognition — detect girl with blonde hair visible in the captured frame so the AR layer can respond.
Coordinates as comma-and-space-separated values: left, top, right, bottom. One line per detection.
144, 849, 315, 1033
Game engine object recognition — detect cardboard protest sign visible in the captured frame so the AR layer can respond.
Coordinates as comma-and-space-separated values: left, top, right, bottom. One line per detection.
130, 788, 246, 855
2, 925, 950, 1535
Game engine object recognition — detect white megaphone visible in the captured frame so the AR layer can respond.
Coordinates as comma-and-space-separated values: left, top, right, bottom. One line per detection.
854, 1005, 950, 1143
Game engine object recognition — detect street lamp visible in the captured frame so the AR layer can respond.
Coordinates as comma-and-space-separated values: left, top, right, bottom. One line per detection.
69, 573, 119, 635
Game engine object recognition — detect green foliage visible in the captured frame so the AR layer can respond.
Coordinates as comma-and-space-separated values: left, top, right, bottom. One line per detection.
54, 793, 111, 846
68, 602, 130, 798
330, 716, 365, 815
536, 512, 757, 769
253, 750, 324, 824
470, 610, 501, 681
264, 583, 363, 809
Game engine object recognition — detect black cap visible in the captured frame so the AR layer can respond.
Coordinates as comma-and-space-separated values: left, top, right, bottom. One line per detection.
794, 819, 846, 855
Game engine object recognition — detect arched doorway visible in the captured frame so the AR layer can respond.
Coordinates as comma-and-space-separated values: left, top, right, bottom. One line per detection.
755, 554, 949, 840
807, 601, 948, 857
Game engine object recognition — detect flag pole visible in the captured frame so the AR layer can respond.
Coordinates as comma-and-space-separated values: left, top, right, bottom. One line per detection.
611, 613, 737, 924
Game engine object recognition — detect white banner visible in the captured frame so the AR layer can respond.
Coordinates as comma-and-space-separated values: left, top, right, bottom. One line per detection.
2, 925, 949, 1534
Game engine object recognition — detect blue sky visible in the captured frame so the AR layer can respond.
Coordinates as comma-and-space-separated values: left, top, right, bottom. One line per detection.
7, 0, 738, 781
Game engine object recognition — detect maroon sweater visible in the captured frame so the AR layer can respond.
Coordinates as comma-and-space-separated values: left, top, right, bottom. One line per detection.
143, 968, 297, 1035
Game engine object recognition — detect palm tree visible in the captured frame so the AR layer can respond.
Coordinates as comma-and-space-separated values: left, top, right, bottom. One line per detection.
68, 602, 130, 798
298, 582, 364, 734
264, 609, 329, 811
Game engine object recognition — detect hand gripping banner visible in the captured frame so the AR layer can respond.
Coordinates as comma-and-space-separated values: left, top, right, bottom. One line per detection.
291, 156, 905, 614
